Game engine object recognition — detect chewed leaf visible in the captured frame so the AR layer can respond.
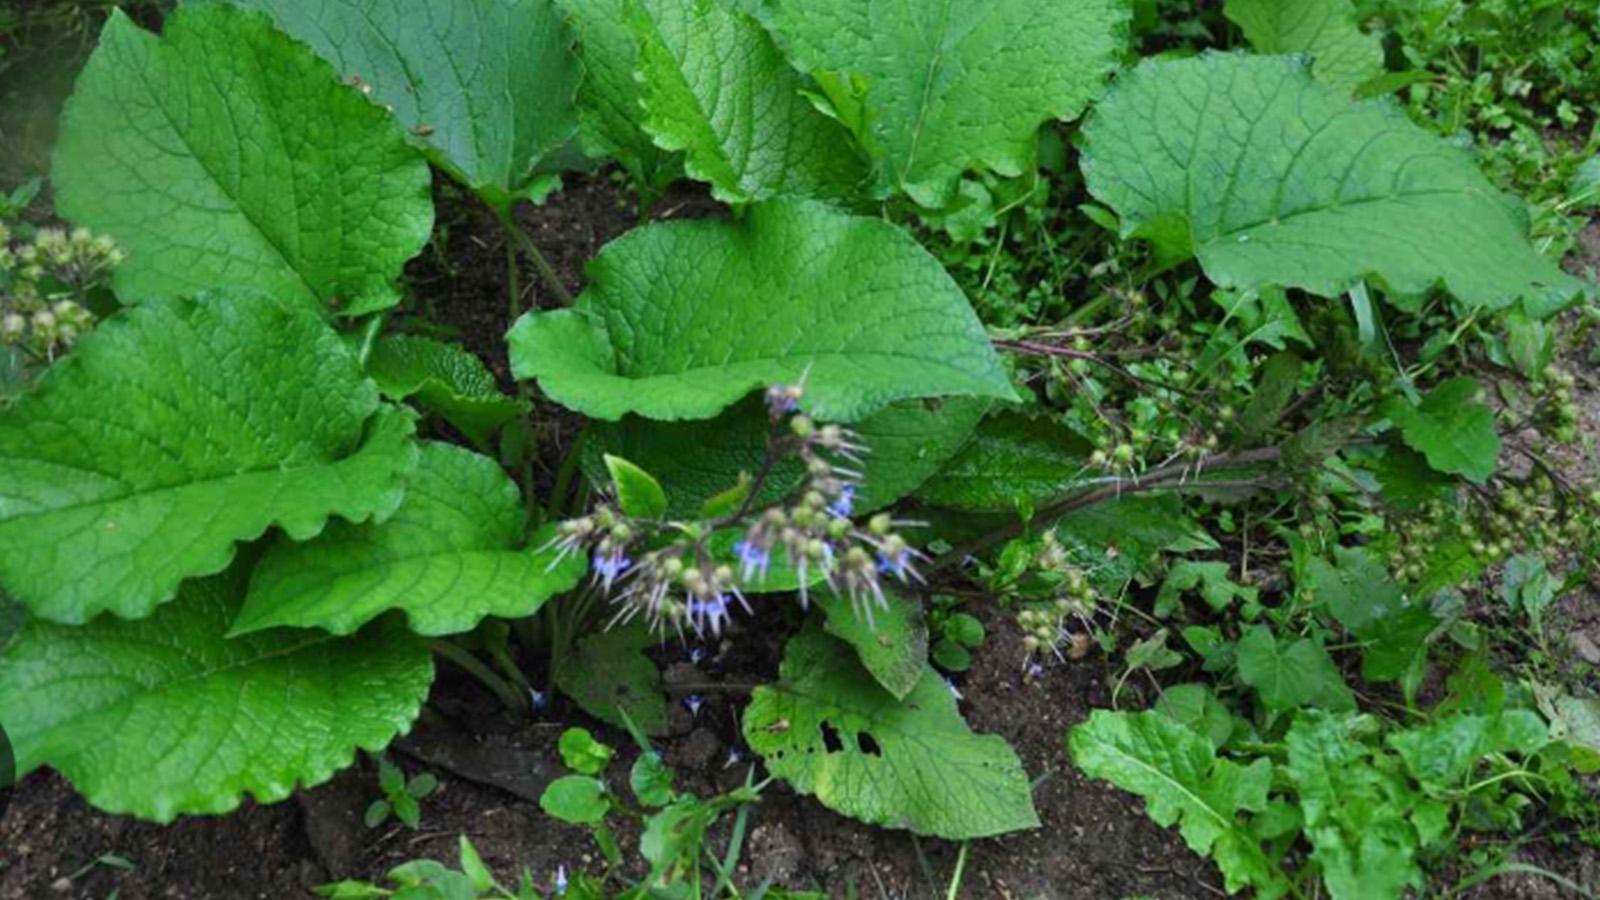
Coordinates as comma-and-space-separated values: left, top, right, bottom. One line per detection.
1083, 54, 1582, 314
0, 293, 418, 624
761, 0, 1130, 206
507, 199, 1015, 422
554, 622, 669, 736
1224, 0, 1382, 94
629, 0, 866, 203
0, 572, 433, 822
52, 6, 432, 314
235, 442, 583, 637
226, 0, 581, 208
743, 627, 1038, 839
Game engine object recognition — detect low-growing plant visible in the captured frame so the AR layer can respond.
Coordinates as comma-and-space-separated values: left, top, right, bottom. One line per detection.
0, 0, 1596, 896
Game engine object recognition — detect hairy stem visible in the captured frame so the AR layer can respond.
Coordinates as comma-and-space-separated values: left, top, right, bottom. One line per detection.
928, 446, 1287, 574
496, 206, 575, 307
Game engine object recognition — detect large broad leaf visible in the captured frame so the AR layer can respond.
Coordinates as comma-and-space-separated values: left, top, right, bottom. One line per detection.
233, 442, 583, 637
367, 335, 529, 447
557, 0, 675, 189
507, 199, 1015, 422
1382, 377, 1500, 484
0, 573, 433, 822
225, 0, 580, 209
1083, 54, 1582, 314
743, 627, 1038, 839
1070, 710, 1281, 896
629, 0, 865, 203
53, 6, 432, 314
761, 0, 1130, 207
0, 293, 417, 624
1224, 0, 1382, 94
554, 622, 669, 736
1387, 711, 1548, 792
914, 411, 1092, 512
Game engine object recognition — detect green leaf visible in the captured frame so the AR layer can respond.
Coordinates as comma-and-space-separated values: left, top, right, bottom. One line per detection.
558, 727, 615, 776
457, 836, 495, 894
1069, 710, 1280, 896
1155, 561, 1258, 616
367, 335, 528, 447
1236, 626, 1355, 713
1238, 351, 1303, 443
630, 752, 675, 807
1083, 54, 1581, 314
1382, 377, 1500, 483
586, 397, 804, 520
818, 589, 928, 700
744, 627, 1038, 839
628, 0, 865, 203
554, 622, 669, 736
1501, 554, 1557, 633
586, 396, 984, 519
0, 293, 417, 624
53, 6, 432, 314
1546, 695, 1600, 774
1223, 0, 1383, 94
1285, 711, 1424, 900
1387, 711, 1548, 792
226, 0, 580, 208
557, 0, 676, 188
540, 775, 610, 825
1309, 546, 1405, 635
603, 454, 670, 521
0, 573, 433, 822
914, 411, 1092, 512
1156, 684, 1234, 749
761, 0, 1130, 206
507, 199, 1015, 422
233, 442, 581, 637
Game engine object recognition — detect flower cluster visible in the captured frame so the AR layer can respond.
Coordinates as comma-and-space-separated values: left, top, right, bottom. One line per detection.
1, 224, 119, 359
546, 381, 927, 638
1016, 532, 1099, 661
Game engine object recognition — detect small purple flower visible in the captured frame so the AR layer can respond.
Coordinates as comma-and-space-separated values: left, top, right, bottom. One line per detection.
592, 550, 631, 591
554, 864, 569, 896
733, 539, 771, 582
689, 594, 731, 636
943, 677, 964, 701
877, 548, 917, 581
689, 646, 706, 664
723, 747, 745, 769
828, 484, 857, 518
683, 694, 704, 717
529, 688, 548, 712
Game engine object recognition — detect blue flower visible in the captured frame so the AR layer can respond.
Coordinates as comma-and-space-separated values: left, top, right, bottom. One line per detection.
877, 548, 916, 581
733, 539, 771, 581
554, 864, 569, 896
689, 594, 731, 635
529, 688, 548, 712
592, 550, 632, 590
683, 694, 704, 717
828, 484, 856, 518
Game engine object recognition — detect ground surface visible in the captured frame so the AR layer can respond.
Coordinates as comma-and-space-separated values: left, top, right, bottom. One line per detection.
0, 172, 1595, 900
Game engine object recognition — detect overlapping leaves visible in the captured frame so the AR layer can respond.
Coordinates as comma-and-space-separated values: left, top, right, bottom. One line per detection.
0, 292, 417, 624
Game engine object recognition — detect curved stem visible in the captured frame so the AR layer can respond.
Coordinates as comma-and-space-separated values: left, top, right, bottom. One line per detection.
495, 205, 574, 307
428, 638, 526, 715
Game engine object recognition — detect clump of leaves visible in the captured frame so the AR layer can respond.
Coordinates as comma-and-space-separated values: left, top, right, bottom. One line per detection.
364, 756, 439, 830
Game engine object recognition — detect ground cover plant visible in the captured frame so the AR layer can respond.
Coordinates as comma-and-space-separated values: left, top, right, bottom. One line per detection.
0, 0, 1597, 896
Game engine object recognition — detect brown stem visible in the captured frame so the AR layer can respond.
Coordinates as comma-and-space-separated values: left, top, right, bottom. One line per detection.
927, 445, 1287, 574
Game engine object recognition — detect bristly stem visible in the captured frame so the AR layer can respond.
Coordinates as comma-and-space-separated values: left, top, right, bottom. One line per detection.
428, 638, 526, 716
495, 205, 574, 308
928, 446, 1289, 574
